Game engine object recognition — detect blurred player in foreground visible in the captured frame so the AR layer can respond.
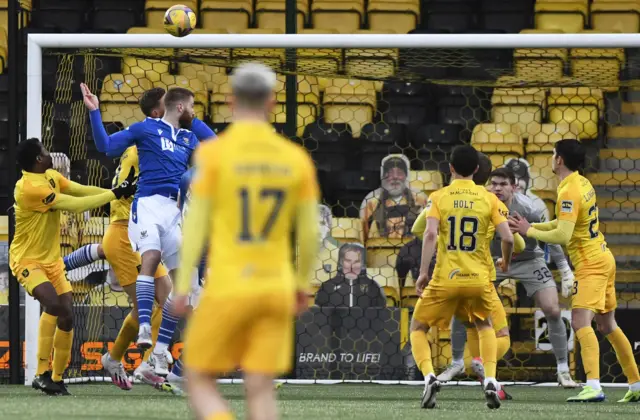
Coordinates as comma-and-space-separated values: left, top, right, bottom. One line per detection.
173, 63, 319, 420
410, 145, 514, 410
10, 138, 136, 395
510, 139, 640, 403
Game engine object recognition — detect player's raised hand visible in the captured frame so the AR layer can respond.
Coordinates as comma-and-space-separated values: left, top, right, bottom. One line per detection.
80, 83, 99, 111
112, 167, 137, 199
295, 290, 309, 316
171, 294, 190, 317
509, 213, 531, 236
415, 273, 429, 296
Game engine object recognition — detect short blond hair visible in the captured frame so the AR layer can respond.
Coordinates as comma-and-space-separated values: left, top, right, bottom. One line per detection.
231, 62, 277, 109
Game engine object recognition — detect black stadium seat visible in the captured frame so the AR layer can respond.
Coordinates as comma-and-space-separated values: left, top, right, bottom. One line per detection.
360, 123, 406, 172
301, 121, 353, 172
422, 1, 478, 33
480, 0, 533, 34
32, 0, 89, 33
378, 81, 436, 126
91, 0, 143, 33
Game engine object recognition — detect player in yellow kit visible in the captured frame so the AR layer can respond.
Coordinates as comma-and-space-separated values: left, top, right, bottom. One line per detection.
410, 145, 514, 410
10, 138, 135, 395
173, 63, 319, 420
510, 139, 640, 403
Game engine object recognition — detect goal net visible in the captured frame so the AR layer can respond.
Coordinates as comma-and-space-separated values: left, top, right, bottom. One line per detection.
19, 33, 640, 385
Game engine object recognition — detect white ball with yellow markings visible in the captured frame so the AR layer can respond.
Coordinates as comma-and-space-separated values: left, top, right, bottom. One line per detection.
164, 4, 196, 37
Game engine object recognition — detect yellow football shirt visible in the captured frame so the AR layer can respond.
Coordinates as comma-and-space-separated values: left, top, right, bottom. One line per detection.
556, 171, 607, 267
191, 121, 320, 296
427, 179, 508, 287
10, 170, 70, 264
109, 145, 138, 223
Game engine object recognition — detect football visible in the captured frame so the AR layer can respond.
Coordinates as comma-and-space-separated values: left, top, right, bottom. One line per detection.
163, 4, 196, 37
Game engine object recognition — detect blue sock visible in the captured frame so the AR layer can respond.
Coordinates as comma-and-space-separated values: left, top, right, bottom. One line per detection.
154, 296, 179, 353
136, 275, 155, 326
171, 355, 183, 377
63, 244, 100, 271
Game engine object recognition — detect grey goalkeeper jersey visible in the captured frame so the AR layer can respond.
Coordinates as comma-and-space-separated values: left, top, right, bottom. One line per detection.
490, 193, 565, 264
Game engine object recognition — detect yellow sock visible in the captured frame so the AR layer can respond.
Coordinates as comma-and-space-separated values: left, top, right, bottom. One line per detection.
576, 326, 600, 381
143, 306, 162, 362
51, 328, 73, 382
606, 327, 640, 384
410, 330, 434, 376
111, 313, 139, 362
206, 412, 234, 420
37, 313, 57, 375
496, 335, 511, 361
478, 328, 497, 378
467, 328, 480, 358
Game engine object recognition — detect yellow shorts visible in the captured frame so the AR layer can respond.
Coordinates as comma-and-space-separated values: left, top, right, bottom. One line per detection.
184, 289, 294, 375
414, 283, 495, 329
11, 258, 72, 296
102, 222, 168, 287
490, 284, 508, 332
572, 250, 617, 314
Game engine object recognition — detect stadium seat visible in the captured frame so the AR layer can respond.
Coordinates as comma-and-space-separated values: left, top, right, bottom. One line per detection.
346, 31, 398, 79
301, 121, 352, 172
255, 0, 306, 31
332, 217, 362, 243
145, 0, 198, 29
365, 238, 408, 269
528, 154, 558, 202
547, 86, 603, 139
360, 123, 406, 171
178, 63, 228, 91
378, 81, 436, 128
311, 0, 364, 33
0, 27, 6, 71
32, 0, 88, 32
154, 74, 208, 120
367, 267, 398, 288
491, 86, 547, 139
382, 285, 400, 307
525, 123, 576, 154
91, 0, 142, 33
201, 0, 252, 32
296, 29, 342, 76
322, 78, 377, 137
410, 123, 464, 170
437, 89, 488, 133
400, 286, 419, 308
534, 1, 588, 32
408, 170, 444, 196
570, 43, 624, 89
471, 123, 524, 168
591, 1, 640, 33
231, 29, 286, 70
421, 1, 477, 33
127, 26, 164, 34
514, 30, 567, 82
367, 0, 420, 34
99, 73, 153, 126
479, 0, 534, 33
210, 72, 232, 123
271, 74, 320, 136
122, 56, 169, 83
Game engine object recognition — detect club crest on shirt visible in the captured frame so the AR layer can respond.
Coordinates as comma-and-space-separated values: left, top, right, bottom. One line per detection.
560, 200, 573, 213
21, 269, 29, 278
360, 284, 368, 293
183, 137, 190, 145
499, 208, 509, 218
140, 230, 148, 239
42, 193, 56, 205
425, 199, 432, 210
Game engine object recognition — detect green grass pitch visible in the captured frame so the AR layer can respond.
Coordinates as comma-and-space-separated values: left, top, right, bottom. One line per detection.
1, 383, 639, 419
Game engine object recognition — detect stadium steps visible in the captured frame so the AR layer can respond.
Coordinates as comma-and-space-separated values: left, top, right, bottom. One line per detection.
587, 172, 640, 186
599, 148, 640, 171
599, 220, 640, 234
607, 125, 640, 140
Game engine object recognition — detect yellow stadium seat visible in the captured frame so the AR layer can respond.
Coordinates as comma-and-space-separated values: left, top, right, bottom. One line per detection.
408, 170, 444, 196
0, 27, 6, 71
145, 0, 198, 29
367, 267, 398, 288
525, 123, 576, 154
529, 154, 558, 202
323, 78, 377, 137
383, 285, 400, 307
491, 86, 547, 139
255, 0, 306, 30
332, 217, 362, 243
86, 284, 131, 307
153, 74, 208, 121
122, 56, 169, 84
209, 72, 232, 123
534, 1, 588, 32
547, 87, 603, 139
127, 26, 165, 34
100, 73, 154, 126
346, 32, 398, 78
367, 0, 420, 34
178, 63, 228, 91
497, 279, 517, 308
471, 123, 524, 154
570, 45, 624, 89
591, 2, 640, 33
400, 286, 419, 308
297, 31, 342, 76
230, 28, 285, 70
515, 30, 567, 82
201, 0, 252, 31
312, 1, 365, 33
366, 238, 409, 269
270, 74, 320, 136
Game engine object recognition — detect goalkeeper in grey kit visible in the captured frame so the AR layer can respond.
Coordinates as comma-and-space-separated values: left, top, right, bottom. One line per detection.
438, 168, 578, 389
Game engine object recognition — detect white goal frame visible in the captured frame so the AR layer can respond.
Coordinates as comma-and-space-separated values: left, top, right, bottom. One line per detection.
24, 32, 640, 386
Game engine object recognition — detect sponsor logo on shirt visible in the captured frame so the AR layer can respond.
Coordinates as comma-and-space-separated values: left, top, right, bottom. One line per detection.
140, 230, 148, 240
42, 193, 56, 205
21, 269, 29, 278
560, 200, 573, 213
448, 269, 460, 280
425, 199, 432, 210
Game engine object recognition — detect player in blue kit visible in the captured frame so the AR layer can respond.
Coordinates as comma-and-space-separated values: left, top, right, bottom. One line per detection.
88, 86, 215, 375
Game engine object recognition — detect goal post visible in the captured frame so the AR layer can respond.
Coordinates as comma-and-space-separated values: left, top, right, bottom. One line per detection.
23, 32, 640, 386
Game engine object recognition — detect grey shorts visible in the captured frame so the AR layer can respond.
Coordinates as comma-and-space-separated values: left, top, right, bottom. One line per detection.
495, 257, 556, 297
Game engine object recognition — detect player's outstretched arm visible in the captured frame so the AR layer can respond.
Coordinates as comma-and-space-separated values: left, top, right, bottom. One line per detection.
52, 191, 116, 213
191, 118, 216, 141
61, 180, 109, 197
531, 219, 558, 231
526, 220, 575, 246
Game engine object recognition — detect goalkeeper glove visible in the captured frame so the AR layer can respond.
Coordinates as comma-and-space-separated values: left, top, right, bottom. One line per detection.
558, 265, 575, 298
112, 167, 137, 199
